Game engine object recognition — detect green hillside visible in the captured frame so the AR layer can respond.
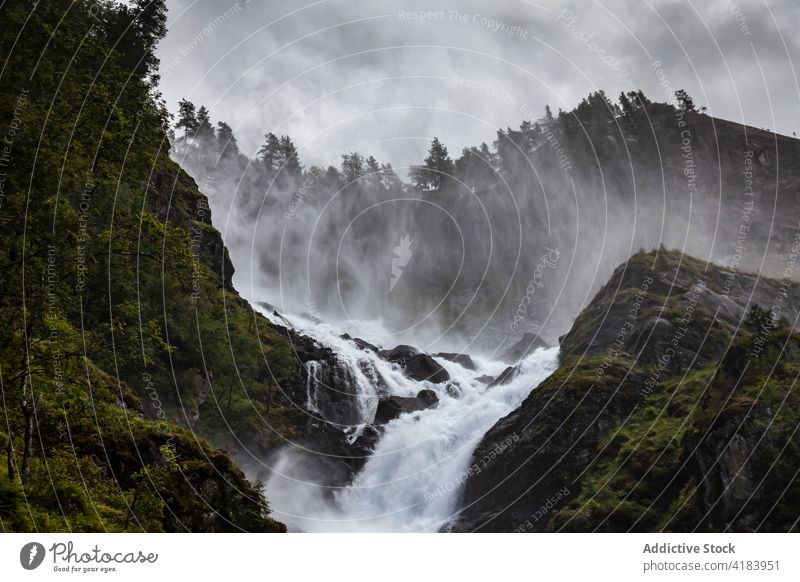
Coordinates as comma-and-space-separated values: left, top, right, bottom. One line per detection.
0, 0, 301, 532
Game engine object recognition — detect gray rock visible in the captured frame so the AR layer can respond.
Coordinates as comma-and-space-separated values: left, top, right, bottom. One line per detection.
374, 390, 439, 424
500, 333, 549, 363
379, 345, 450, 383
435, 352, 477, 370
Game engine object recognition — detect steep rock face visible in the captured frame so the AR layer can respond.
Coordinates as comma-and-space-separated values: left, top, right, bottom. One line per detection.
147, 158, 236, 292
454, 249, 800, 532
264, 326, 454, 488
453, 359, 644, 532
557, 250, 798, 365
260, 325, 384, 491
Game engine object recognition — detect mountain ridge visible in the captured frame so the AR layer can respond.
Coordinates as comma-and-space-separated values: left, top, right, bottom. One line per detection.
453, 248, 800, 532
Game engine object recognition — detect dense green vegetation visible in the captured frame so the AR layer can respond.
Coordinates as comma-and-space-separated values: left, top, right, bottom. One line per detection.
551, 250, 800, 531
0, 0, 298, 532
553, 321, 800, 532
557, 252, 800, 531
455, 248, 800, 532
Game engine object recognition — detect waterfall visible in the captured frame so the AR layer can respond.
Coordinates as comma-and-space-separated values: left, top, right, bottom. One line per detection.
260, 308, 559, 532
304, 360, 323, 414
330, 348, 559, 532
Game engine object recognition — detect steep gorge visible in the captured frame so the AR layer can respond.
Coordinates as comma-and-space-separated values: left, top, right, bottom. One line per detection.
3, 0, 800, 534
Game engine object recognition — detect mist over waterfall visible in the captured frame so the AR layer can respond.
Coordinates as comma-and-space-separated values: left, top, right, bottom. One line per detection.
169, 88, 799, 533
172, 90, 793, 357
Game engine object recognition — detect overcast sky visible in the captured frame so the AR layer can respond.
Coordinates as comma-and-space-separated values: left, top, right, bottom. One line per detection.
157, 0, 800, 170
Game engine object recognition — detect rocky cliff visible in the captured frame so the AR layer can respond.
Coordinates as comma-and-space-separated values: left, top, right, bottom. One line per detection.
454, 248, 800, 532
0, 0, 295, 532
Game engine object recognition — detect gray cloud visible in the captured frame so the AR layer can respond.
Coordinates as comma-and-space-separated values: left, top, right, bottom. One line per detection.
157, 0, 800, 168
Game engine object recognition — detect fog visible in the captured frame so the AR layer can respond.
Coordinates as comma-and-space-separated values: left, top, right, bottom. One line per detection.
162, 0, 799, 354
158, 0, 800, 167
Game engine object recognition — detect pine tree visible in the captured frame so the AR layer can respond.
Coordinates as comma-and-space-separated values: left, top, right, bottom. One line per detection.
519, 121, 539, 153
493, 128, 522, 174
618, 91, 635, 117
341, 152, 365, 184
365, 156, 381, 185
258, 132, 282, 175
366, 156, 380, 174
626, 90, 649, 110
216, 122, 239, 158
324, 166, 341, 185
176, 99, 198, 139
379, 163, 399, 189
411, 137, 454, 191
195, 106, 215, 143
456, 142, 497, 191
279, 135, 301, 178
675, 89, 696, 112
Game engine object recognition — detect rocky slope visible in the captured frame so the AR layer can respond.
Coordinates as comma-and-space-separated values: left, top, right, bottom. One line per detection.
453, 248, 800, 532
0, 0, 294, 532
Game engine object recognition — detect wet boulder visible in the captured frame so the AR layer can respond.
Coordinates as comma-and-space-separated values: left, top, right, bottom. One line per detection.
445, 382, 462, 398
340, 333, 380, 354
379, 344, 418, 362
487, 366, 519, 389
435, 352, 476, 371
374, 389, 440, 424
379, 345, 450, 383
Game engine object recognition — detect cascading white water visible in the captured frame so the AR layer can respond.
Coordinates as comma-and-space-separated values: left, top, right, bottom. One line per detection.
329, 348, 559, 532
259, 308, 559, 532
304, 360, 323, 414
272, 312, 427, 422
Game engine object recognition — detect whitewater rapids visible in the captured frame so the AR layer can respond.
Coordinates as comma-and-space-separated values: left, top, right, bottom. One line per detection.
259, 310, 559, 532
